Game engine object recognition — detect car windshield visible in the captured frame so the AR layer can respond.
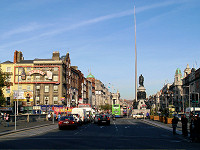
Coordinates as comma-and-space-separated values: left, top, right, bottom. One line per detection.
60, 116, 74, 121
100, 115, 108, 119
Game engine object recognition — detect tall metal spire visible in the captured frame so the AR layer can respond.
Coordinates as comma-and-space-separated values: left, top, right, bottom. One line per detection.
134, 4, 137, 102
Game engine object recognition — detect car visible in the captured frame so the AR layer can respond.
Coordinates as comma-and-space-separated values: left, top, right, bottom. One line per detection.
98, 114, 110, 125
69, 114, 83, 125
58, 116, 78, 130
94, 114, 100, 124
132, 113, 144, 119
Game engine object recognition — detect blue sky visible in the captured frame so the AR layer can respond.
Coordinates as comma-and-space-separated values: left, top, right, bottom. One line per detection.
0, 0, 200, 100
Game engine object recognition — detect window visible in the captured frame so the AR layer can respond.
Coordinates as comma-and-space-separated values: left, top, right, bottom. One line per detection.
44, 86, 49, 92
36, 97, 40, 104
53, 85, 58, 92
36, 76, 40, 81
19, 86, 22, 91
54, 67, 58, 71
53, 97, 58, 105
36, 85, 40, 90
53, 76, 58, 82
27, 67, 31, 71
45, 76, 48, 81
19, 67, 23, 72
6, 67, 11, 72
44, 96, 49, 104
27, 85, 31, 91
27, 76, 31, 81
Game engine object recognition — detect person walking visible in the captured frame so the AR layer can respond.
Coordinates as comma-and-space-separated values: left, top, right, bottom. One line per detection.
58, 113, 61, 121
181, 114, 188, 137
172, 115, 179, 135
190, 113, 195, 142
5, 114, 10, 127
0, 113, 3, 125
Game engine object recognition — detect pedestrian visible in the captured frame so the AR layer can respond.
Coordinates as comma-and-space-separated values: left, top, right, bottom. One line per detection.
4, 113, 6, 120
0, 112, 2, 125
193, 114, 200, 142
196, 114, 200, 141
51, 113, 53, 121
58, 113, 61, 121
146, 112, 149, 119
48, 113, 51, 121
172, 115, 179, 135
190, 113, 195, 142
5, 114, 10, 127
181, 114, 188, 137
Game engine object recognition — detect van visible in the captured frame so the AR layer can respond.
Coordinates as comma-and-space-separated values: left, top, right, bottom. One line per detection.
84, 107, 95, 122
71, 108, 87, 123
185, 107, 200, 117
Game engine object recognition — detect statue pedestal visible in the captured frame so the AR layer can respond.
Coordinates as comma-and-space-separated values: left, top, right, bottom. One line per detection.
137, 86, 146, 100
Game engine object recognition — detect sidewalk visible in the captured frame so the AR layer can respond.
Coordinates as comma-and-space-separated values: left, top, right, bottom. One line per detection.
141, 119, 183, 135
0, 120, 56, 136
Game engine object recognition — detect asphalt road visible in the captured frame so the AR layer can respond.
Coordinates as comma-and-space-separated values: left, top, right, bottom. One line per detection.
0, 118, 199, 149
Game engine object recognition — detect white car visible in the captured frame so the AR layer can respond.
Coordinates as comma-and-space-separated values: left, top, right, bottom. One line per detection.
132, 113, 145, 119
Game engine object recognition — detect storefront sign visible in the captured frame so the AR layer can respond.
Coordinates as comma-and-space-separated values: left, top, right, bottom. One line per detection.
28, 70, 45, 76
0, 107, 12, 111
61, 97, 65, 101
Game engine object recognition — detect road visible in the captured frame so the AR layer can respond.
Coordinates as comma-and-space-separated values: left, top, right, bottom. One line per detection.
0, 118, 199, 149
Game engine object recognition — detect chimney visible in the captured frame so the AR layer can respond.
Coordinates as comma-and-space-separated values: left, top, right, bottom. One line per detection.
14, 50, 24, 63
52, 51, 60, 61
14, 50, 18, 63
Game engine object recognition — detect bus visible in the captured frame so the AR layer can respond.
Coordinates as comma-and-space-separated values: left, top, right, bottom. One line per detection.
112, 104, 121, 118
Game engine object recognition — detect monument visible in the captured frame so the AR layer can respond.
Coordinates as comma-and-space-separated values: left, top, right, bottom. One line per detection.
132, 74, 150, 116
137, 74, 146, 100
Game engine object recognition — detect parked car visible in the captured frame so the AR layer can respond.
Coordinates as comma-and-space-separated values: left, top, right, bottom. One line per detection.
94, 114, 100, 124
98, 114, 110, 125
58, 116, 78, 130
132, 113, 144, 119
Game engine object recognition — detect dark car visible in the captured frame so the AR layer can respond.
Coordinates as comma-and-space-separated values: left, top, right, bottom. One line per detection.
98, 115, 110, 125
58, 116, 78, 130
94, 114, 100, 124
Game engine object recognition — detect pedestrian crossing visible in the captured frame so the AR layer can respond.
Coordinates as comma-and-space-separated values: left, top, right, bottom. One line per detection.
0, 124, 58, 139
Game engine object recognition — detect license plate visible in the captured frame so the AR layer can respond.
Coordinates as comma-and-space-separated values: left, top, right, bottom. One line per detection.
102, 121, 106, 123
64, 121, 69, 123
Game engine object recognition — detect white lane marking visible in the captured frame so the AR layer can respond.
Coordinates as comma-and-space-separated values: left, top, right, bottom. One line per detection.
113, 121, 118, 132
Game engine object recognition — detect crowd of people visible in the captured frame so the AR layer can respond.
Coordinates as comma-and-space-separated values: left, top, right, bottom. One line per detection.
172, 112, 200, 142
0, 113, 10, 127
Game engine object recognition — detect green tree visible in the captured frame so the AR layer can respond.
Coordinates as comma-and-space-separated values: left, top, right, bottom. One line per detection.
100, 104, 111, 111
0, 65, 8, 106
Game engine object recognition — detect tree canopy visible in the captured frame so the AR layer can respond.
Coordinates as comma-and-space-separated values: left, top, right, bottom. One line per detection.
0, 65, 8, 106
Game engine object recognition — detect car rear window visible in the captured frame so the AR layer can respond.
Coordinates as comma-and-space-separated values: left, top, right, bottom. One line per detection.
100, 115, 108, 119
60, 116, 74, 121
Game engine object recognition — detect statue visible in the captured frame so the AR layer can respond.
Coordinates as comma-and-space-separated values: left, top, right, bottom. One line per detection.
139, 74, 144, 87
